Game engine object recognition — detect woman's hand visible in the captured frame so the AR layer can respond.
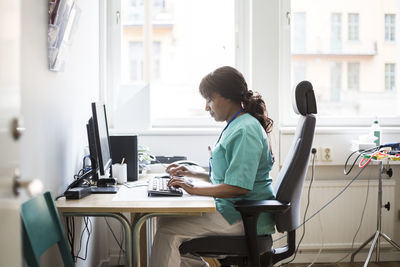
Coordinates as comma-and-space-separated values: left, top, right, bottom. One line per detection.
167, 177, 195, 194
167, 176, 248, 198
165, 163, 194, 177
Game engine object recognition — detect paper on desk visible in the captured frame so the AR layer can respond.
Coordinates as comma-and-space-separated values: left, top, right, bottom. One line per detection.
112, 186, 213, 202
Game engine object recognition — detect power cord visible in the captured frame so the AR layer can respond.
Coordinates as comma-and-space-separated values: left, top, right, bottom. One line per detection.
315, 168, 372, 266
344, 146, 378, 175
56, 155, 93, 200
280, 148, 317, 265
104, 218, 126, 255
66, 216, 92, 262
276, 149, 373, 266
275, 158, 371, 247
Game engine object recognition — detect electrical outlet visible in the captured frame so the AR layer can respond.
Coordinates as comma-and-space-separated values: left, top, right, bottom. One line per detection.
310, 147, 318, 163
321, 146, 332, 162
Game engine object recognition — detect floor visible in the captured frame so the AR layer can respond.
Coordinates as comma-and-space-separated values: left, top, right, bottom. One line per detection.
203, 259, 400, 267
287, 263, 400, 267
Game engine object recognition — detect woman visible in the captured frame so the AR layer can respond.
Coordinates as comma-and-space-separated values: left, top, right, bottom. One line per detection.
149, 66, 275, 267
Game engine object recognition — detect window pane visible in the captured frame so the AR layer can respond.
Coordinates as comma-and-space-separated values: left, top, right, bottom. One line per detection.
291, 1, 399, 119
385, 63, 396, 90
348, 13, 359, 41
121, 0, 235, 124
385, 14, 396, 41
331, 13, 342, 52
347, 62, 360, 90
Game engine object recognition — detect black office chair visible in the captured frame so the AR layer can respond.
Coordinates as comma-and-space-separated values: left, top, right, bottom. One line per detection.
179, 81, 317, 267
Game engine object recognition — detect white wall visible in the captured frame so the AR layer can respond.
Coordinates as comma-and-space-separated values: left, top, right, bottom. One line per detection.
19, 0, 105, 266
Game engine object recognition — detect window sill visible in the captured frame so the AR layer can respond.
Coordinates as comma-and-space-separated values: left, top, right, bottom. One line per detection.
280, 126, 400, 135
110, 126, 400, 137
110, 127, 223, 136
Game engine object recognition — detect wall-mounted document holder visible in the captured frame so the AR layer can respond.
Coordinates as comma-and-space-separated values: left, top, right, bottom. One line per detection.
48, 0, 81, 72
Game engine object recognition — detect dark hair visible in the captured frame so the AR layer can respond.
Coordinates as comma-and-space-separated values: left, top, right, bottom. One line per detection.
199, 66, 273, 135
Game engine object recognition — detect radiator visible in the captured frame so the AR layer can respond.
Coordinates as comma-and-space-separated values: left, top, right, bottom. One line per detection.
273, 179, 398, 262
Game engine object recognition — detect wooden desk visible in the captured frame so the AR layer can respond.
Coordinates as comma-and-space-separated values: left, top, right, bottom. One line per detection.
56, 182, 216, 267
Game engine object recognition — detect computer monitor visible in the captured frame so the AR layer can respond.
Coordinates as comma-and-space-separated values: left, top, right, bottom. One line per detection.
86, 117, 99, 181
91, 102, 112, 176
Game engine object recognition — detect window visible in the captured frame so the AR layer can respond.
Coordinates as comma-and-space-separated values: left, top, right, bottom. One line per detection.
289, 1, 399, 125
330, 62, 342, 102
347, 62, 360, 90
108, 0, 240, 129
385, 63, 396, 91
385, 14, 396, 42
292, 61, 307, 86
292, 12, 306, 53
348, 13, 359, 41
331, 13, 342, 52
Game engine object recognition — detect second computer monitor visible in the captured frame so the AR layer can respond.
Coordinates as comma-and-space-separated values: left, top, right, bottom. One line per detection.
91, 102, 112, 176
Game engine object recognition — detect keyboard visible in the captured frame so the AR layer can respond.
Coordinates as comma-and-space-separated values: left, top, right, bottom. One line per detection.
147, 177, 183, 197
90, 186, 118, 194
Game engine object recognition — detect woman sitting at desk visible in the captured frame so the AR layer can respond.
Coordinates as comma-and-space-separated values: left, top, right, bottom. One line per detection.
149, 66, 276, 267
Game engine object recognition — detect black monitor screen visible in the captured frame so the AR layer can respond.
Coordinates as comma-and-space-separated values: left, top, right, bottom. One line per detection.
86, 117, 98, 180
91, 102, 112, 176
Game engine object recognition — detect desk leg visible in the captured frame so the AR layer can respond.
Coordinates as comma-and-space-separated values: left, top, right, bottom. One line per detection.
132, 213, 201, 267
63, 212, 132, 267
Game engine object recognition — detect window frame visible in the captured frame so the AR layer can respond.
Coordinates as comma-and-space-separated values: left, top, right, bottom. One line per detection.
347, 62, 360, 91
385, 14, 396, 42
102, 0, 400, 130
385, 63, 396, 91
103, 0, 250, 129
348, 13, 359, 41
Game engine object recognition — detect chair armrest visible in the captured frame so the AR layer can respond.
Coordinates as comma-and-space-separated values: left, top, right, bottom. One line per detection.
234, 200, 291, 214
232, 200, 290, 267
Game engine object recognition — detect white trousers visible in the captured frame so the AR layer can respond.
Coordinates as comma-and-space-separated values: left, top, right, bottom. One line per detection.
149, 212, 244, 267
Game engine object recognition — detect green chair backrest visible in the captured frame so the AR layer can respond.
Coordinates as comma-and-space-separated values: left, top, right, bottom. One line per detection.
21, 191, 74, 267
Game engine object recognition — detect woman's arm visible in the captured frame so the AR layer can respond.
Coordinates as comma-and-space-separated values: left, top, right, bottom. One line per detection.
166, 164, 209, 180
167, 177, 248, 198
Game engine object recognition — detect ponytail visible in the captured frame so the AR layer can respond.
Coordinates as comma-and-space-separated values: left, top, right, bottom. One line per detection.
242, 90, 273, 135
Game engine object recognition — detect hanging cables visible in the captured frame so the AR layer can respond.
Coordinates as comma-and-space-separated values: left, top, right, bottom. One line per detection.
280, 148, 317, 265
344, 146, 378, 175
274, 158, 372, 246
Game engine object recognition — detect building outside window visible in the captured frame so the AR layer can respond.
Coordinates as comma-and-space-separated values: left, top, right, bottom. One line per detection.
330, 62, 342, 102
292, 12, 306, 53
348, 13, 359, 41
385, 63, 396, 91
115, 0, 236, 127
128, 42, 143, 81
385, 14, 396, 42
347, 62, 360, 90
106, 0, 400, 128
331, 13, 342, 52
290, 0, 399, 121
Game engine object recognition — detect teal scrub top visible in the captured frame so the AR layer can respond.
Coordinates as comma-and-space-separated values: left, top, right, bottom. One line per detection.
210, 113, 275, 235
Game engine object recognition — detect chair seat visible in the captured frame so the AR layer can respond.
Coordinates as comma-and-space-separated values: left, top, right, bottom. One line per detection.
179, 235, 273, 258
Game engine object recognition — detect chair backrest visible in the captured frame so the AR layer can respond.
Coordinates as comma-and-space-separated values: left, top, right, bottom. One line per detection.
274, 81, 317, 233
21, 191, 74, 267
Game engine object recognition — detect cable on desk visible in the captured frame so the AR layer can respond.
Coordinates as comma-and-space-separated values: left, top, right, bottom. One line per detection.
344, 146, 378, 175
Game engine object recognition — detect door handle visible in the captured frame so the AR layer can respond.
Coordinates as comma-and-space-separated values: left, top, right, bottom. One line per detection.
10, 117, 24, 141
12, 169, 43, 196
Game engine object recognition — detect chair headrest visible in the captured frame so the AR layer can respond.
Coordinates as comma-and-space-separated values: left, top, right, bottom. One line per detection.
292, 81, 317, 115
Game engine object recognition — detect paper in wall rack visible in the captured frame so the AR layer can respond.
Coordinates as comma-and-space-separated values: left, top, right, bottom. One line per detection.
48, 0, 81, 72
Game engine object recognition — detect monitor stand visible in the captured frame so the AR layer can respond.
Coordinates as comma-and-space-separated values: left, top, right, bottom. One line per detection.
91, 178, 118, 194
97, 178, 117, 187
